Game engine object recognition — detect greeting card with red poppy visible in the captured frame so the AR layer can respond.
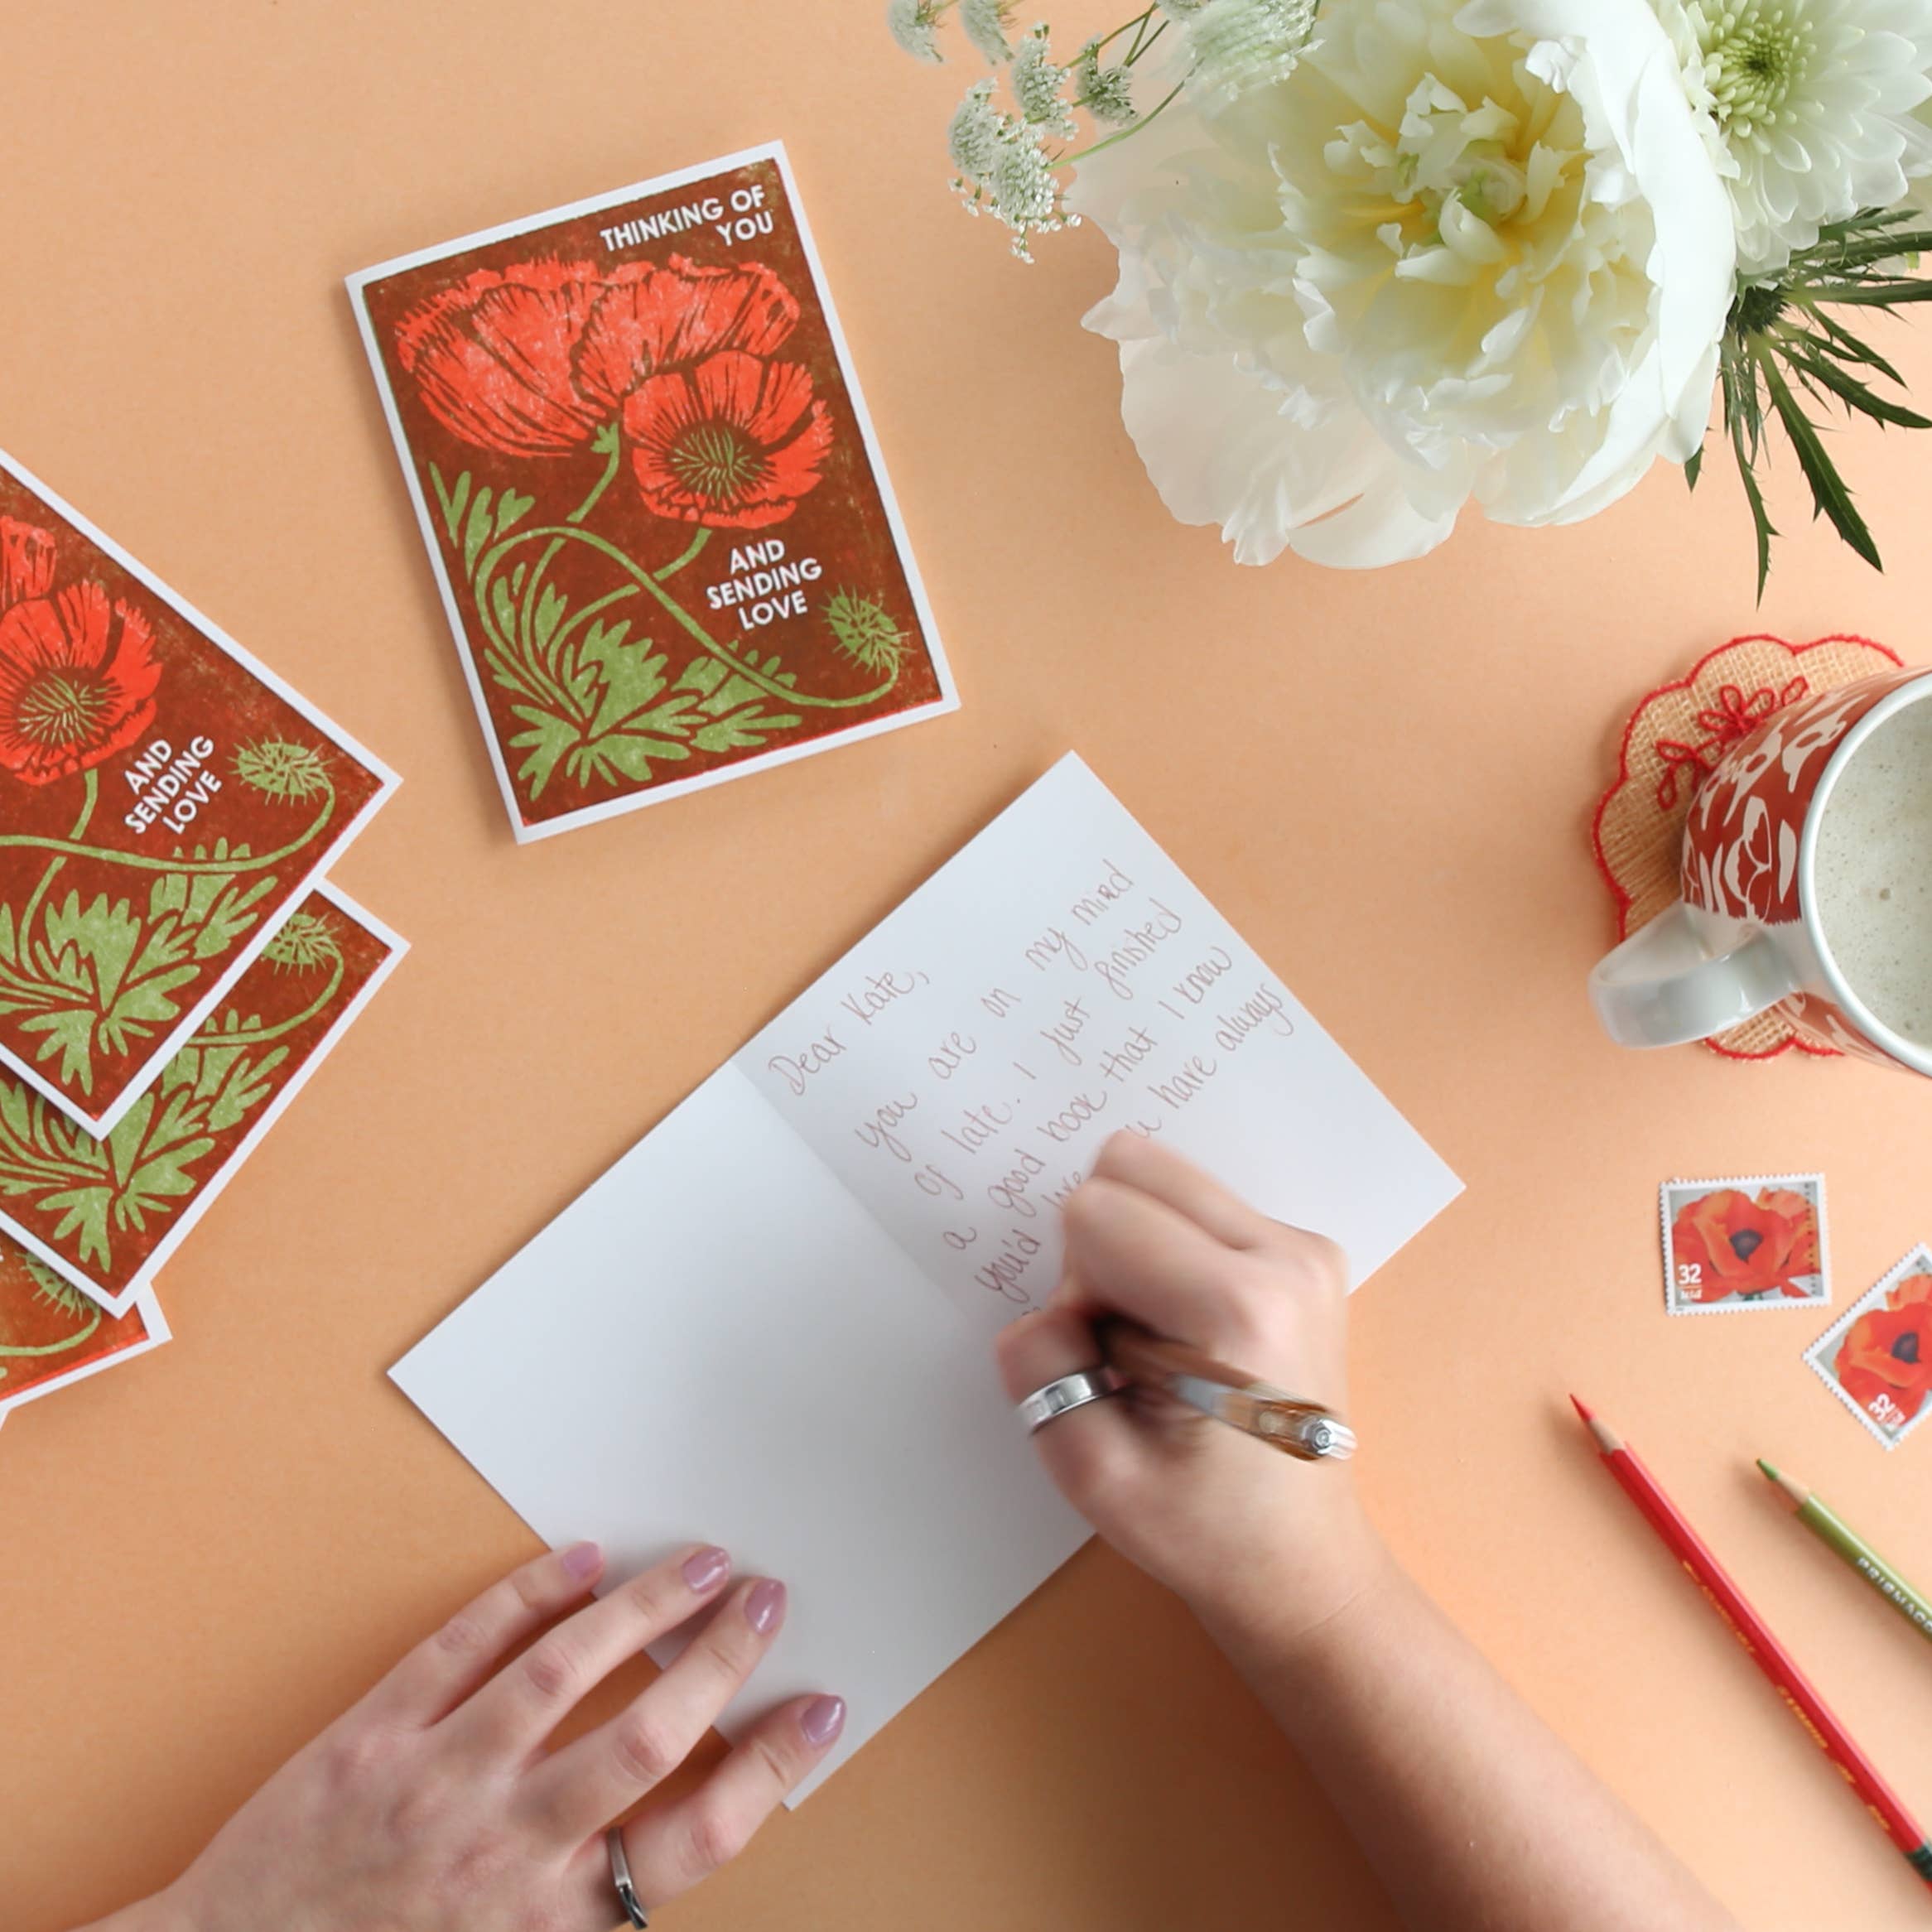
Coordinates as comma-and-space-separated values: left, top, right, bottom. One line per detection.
0, 1234, 167, 1419
0, 883, 405, 1316
1660, 1175, 1828, 1314
1806, 1245, 1932, 1449
349, 142, 956, 842
0, 450, 397, 1142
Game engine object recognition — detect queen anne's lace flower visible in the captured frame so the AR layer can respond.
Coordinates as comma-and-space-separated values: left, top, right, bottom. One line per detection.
888, 0, 946, 62
1011, 26, 1078, 133
1070, 0, 1735, 567
961, 0, 1017, 62
948, 79, 1005, 176
1074, 37, 1138, 123
1183, 0, 1318, 112
949, 75, 1074, 256
1655, 0, 1932, 272
990, 128, 1070, 253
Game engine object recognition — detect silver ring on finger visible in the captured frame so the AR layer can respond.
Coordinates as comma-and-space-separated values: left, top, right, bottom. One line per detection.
608, 1827, 649, 1927
1017, 1366, 1124, 1433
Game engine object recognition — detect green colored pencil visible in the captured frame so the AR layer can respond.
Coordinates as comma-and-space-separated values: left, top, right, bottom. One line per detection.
1758, 1459, 1932, 1646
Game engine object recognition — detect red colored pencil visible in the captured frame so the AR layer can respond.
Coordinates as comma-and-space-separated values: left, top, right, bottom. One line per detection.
1572, 1397, 1932, 1891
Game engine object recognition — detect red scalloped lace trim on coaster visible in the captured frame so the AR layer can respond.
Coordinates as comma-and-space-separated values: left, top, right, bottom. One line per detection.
1591, 634, 1904, 1063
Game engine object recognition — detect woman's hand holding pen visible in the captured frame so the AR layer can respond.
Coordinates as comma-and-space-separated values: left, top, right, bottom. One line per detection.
1009, 1135, 1741, 1932
995, 1131, 1393, 1651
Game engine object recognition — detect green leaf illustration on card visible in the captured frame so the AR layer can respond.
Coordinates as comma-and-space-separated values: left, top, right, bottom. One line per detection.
0, 754, 341, 1101
0, 1249, 103, 1379
0, 902, 360, 1284
426, 451, 902, 811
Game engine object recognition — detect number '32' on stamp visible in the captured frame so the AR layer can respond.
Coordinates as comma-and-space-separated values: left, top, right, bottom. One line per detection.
1804, 1245, 1932, 1450
1660, 1175, 1828, 1316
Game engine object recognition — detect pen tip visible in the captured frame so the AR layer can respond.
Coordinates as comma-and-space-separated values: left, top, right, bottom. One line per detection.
1569, 1394, 1595, 1425
1756, 1457, 1780, 1482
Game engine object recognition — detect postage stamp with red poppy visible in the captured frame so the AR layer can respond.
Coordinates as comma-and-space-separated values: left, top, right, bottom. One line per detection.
348, 141, 956, 843
0, 883, 405, 1317
1804, 1245, 1932, 1449
1660, 1175, 1829, 1315
0, 1234, 167, 1419
0, 450, 397, 1140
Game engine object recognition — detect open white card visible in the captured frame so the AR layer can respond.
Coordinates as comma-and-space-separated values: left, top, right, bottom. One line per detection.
393, 755, 1460, 1800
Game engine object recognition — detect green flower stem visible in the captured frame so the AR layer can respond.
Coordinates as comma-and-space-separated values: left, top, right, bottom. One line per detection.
542, 530, 716, 662
655, 527, 714, 581
0, 786, 335, 875
1058, 79, 1183, 167
1094, 7, 1156, 56
0, 1303, 102, 1361
15, 770, 99, 952
187, 952, 346, 1052
484, 524, 898, 713
1125, 10, 1165, 60
514, 431, 629, 687
567, 435, 625, 528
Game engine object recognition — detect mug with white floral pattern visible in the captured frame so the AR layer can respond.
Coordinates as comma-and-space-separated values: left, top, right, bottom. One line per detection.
1589, 667, 1932, 1075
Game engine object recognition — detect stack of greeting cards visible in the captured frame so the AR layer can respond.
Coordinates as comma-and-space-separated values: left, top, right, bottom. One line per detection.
0, 450, 400, 1428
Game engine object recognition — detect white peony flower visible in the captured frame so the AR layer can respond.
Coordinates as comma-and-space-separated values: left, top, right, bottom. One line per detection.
1070, 0, 1736, 567
1655, 0, 1932, 273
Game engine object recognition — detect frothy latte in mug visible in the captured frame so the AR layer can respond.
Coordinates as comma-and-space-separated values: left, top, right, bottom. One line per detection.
1814, 694, 1932, 1047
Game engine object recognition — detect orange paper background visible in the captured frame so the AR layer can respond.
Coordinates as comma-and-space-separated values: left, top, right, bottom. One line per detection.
3, 6, 1932, 1929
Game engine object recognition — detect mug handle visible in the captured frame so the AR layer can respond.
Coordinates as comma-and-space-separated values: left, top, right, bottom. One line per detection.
1589, 903, 1801, 1048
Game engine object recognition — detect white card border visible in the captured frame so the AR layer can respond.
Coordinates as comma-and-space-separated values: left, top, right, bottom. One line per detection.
0, 882, 408, 1318
345, 138, 957, 846
0, 445, 400, 1135
0, 1280, 171, 1419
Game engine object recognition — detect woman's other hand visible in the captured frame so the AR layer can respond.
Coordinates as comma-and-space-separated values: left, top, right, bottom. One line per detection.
118, 1543, 842, 1932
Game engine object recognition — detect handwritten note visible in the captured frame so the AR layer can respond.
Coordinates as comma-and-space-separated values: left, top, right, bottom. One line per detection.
393, 755, 1459, 1802
735, 755, 1458, 1323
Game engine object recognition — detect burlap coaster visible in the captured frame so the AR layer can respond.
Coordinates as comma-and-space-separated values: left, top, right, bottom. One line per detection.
1591, 634, 1904, 1062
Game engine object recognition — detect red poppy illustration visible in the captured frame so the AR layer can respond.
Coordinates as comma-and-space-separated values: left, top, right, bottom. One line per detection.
572, 257, 800, 414
0, 516, 56, 611
394, 258, 609, 456
395, 254, 809, 466
623, 350, 832, 529
1836, 1289, 1932, 1424
1670, 1188, 1820, 1302
0, 581, 162, 784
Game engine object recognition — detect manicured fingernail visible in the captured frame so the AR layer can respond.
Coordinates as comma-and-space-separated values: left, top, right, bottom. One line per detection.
560, 1541, 603, 1581
745, 1578, 787, 1636
800, 1695, 846, 1747
682, 1545, 730, 1593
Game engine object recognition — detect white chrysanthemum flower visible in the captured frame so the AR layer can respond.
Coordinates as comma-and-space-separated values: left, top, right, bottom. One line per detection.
961, 0, 1016, 62
888, 0, 947, 62
1184, 0, 1318, 113
1070, 0, 1735, 566
1074, 37, 1138, 123
1655, 0, 1932, 273
1011, 25, 1077, 134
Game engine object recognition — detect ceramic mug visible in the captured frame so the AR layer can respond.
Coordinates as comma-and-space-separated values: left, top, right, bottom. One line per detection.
1588, 666, 1932, 1074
